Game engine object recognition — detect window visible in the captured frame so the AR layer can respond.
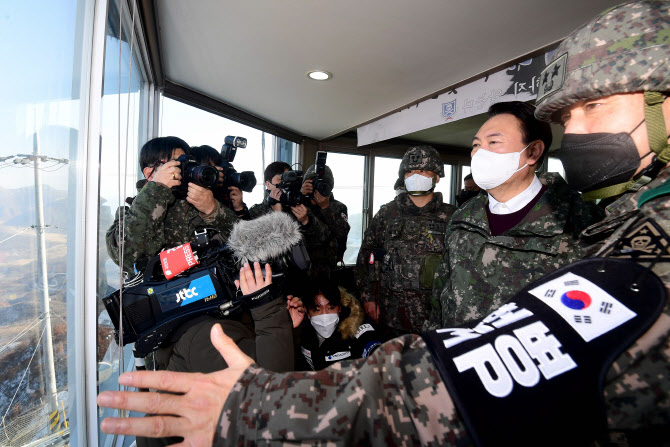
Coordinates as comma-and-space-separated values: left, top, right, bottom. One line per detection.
0, 0, 92, 445
96, 0, 151, 444
326, 153, 366, 265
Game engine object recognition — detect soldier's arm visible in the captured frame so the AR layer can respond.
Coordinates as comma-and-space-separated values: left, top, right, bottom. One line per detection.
319, 200, 351, 240
199, 198, 238, 239
97, 327, 468, 445
355, 210, 385, 304
105, 182, 174, 273
219, 335, 466, 445
425, 228, 454, 331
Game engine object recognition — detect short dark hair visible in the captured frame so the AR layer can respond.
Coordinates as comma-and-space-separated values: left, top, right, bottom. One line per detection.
264, 161, 291, 183
464, 173, 474, 181
488, 101, 552, 168
191, 145, 222, 165
139, 136, 190, 170
302, 276, 342, 311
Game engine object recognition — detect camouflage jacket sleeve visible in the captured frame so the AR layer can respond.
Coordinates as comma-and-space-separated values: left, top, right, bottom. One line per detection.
355, 208, 385, 303
310, 200, 350, 259
105, 181, 175, 273
199, 198, 238, 236
249, 201, 272, 220
424, 226, 455, 331
216, 335, 469, 446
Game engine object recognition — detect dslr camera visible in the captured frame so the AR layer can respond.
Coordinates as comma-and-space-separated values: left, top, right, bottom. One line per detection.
268, 169, 305, 207
213, 136, 257, 208
311, 151, 332, 197
172, 154, 220, 199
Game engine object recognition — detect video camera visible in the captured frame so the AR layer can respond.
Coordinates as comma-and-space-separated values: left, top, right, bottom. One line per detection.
172, 154, 220, 199
267, 169, 306, 207
103, 224, 310, 358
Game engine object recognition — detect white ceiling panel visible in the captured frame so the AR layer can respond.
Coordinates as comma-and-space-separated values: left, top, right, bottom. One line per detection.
157, 0, 618, 140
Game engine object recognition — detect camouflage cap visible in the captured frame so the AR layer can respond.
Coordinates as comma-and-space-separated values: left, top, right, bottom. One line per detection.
304, 164, 335, 188
398, 146, 445, 178
535, 0, 670, 123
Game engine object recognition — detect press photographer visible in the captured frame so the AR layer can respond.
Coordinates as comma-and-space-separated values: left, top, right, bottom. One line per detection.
249, 161, 292, 218
106, 136, 238, 274
190, 136, 257, 220
298, 152, 350, 274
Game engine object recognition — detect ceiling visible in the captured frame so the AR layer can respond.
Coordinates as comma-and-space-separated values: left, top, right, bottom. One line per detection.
156, 0, 616, 145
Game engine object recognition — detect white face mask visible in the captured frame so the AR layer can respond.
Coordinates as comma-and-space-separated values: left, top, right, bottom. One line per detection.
470, 142, 531, 190
310, 313, 339, 338
404, 173, 435, 195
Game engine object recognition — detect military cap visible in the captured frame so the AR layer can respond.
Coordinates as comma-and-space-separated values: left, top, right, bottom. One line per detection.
398, 146, 445, 178
535, 0, 670, 123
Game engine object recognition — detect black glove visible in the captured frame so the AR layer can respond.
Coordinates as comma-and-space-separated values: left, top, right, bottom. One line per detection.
240, 282, 282, 309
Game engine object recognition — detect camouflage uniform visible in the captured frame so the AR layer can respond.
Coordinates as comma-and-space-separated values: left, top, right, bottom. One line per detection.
356, 146, 456, 335
106, 180, 237, 274
213, 3, 670, 444
215, 167, 670, 447
301, 165, 350, 273
426, 172, 605, 330
248, 191, 274, 220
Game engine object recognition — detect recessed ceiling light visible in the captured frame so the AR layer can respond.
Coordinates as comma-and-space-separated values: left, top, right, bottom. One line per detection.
307, 70, 332, 81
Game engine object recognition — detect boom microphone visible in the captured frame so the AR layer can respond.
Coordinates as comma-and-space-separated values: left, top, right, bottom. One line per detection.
227, 211, 307, 266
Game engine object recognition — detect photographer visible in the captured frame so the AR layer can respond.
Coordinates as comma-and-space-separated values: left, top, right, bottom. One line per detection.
249, 161, 291, 218
298, 163, 350, 274
106, 137, 238, 274
190, 145, 251, 220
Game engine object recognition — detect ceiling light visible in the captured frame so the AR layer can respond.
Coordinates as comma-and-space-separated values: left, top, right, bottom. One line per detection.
307, 70, 332, 81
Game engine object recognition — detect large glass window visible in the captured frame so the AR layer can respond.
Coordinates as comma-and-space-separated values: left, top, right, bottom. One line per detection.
160, 97, 273, 208
326, 153, 366, 265
96, 0, 151, 444
0, 0, 91, 445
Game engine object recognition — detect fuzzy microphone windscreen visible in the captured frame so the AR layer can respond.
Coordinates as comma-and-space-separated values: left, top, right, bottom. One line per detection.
227, 212, 303, 264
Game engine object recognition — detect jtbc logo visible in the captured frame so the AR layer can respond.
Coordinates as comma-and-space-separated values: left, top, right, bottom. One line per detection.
175, 287, 198, 303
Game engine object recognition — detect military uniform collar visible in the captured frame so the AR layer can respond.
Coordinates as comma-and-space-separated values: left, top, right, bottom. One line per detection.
451, 172, 569, 238
395, 191, 444, 215
581, 167, 670, 238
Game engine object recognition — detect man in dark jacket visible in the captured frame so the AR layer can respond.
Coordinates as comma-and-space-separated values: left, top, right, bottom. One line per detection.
294, 278, 381, 371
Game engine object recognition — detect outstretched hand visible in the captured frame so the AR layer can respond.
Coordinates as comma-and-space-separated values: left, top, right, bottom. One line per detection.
235, 262, 272, 294
97, 324, 254, 445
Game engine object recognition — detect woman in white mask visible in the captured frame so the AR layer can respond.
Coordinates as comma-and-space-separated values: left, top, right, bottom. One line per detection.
293, 277, 382, 371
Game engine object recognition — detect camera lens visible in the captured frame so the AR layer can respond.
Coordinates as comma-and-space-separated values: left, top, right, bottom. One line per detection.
188, 164, 219, 187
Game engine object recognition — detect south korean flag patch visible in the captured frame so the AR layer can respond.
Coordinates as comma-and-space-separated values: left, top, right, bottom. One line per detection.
529, 272, 636, 342
423, 257, 666, 447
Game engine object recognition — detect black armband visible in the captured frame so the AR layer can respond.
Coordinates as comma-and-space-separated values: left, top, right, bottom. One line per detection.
423, 258, 666, 447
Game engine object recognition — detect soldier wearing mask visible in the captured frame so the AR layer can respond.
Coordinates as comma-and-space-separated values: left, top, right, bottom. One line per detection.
99, 2, 670, 445
356, 146, 456, 338
426, 101, 604, 330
